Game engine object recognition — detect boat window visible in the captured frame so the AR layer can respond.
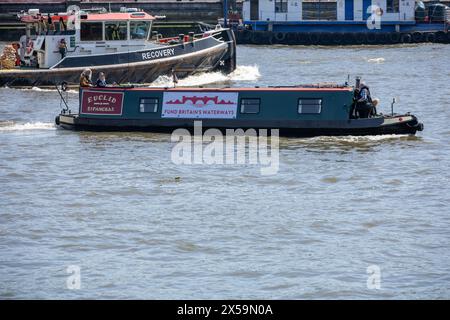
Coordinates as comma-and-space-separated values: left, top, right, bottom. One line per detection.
302, 1, 337, 20
386, 0, 400, 13
240, 98, 260, 114
105, 21, 128, 41
275, 0, 288, 13
80, 22, 103, 41
140, 98, 159, 113
130, 21, 151, 40
298, 99, 322, 114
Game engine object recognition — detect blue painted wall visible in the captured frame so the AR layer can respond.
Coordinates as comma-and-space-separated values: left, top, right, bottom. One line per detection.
345, 0, 354, 21
363, 0, 372, 20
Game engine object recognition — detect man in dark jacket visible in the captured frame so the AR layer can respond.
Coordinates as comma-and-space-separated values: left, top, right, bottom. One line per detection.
355, 83, 376, 118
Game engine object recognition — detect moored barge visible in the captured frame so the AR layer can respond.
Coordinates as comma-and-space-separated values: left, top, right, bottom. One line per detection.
234, 0, 450, 45
55, 81, 423, 137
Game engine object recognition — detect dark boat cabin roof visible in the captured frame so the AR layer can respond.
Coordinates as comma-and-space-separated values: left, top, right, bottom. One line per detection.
97, 86, 353, 93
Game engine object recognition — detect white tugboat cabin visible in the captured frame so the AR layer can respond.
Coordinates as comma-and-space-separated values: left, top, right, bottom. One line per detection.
19, 10, 155, 69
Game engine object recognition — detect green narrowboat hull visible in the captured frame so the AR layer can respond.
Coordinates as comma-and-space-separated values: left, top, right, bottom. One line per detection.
55, 86, 423, 137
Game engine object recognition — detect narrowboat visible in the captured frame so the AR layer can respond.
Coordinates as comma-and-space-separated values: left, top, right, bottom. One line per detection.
233, 0, 450, 45
0, 9, 236, 87
55, 80, 423, 137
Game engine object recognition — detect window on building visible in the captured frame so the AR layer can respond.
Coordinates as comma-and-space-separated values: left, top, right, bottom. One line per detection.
130, 21, 151, 40
139, 98, 159, 113
240, 98, 260, 114
386, 0, 400, 13
302, 0, 337, 20
80, 22, 103, 41
275, 0, 288, 13
105, 21, 128, 41
298, 99, 322, 114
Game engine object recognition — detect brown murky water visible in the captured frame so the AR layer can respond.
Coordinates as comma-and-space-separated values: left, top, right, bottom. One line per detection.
0, 43, 449, 299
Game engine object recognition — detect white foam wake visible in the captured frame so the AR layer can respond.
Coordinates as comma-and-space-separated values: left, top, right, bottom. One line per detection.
149, 65, 261, 87
1, 86, 78, 94
0, 121, 55, 131
27, 87, 78, 94
306, 134, 410, 143
367, 57, 385, 63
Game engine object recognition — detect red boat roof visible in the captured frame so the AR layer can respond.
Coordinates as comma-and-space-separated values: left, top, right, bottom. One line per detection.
19, 11, 155, 23
85, 86, 353, 92
84, 12, 155, 21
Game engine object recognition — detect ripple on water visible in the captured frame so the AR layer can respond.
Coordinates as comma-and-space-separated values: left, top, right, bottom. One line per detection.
0, 43, 449, 299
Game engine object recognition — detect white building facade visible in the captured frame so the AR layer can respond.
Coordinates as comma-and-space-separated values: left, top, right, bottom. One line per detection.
242, 0, 416, 22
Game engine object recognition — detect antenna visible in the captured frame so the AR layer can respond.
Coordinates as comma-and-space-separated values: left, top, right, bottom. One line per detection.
391, 98, 396, 116
171, 68, 178, 87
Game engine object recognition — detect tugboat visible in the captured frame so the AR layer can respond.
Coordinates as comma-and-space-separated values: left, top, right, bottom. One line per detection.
55, 78, 423, 137
0, 9, 236, 87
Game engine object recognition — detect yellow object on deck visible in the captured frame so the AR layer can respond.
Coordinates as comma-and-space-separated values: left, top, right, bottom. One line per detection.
0, 45, 17, 70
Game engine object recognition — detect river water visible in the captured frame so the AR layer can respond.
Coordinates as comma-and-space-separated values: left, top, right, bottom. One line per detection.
0, 43, 449, 299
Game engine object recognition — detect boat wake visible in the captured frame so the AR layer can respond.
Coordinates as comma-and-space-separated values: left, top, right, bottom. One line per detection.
0, 121, 55, 131
367, 57, 385, 63
149, 65, 261, 87
281, 134, 419, 151
0, 65, 260, 92
1, 86, 78, 94
309, 134, 410, 142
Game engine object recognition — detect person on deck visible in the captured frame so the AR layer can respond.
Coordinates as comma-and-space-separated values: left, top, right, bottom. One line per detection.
112, 25, 120, 40
47, 14, 53, 34
96, 72, 107, 87
80, 69, 93, 87
355, 83, 377, 118
106, 25, 113, 40
58, 39, 67, 59
59, 17, 67, 32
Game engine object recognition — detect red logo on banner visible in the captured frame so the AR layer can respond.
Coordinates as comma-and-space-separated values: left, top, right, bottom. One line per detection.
80, 90, 124, 115
166, 96, 235, 106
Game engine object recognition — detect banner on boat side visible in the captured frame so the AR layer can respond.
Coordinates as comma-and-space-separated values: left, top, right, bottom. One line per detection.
161, 92, 238, 119
80, 90, 124, 116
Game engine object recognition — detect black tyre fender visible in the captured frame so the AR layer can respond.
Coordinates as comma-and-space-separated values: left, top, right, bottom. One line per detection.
376, 33, 388, 44
354, 33, 366, 44
274, 32, 286, 42
366, 32, 377, 44
435, 31, 447, 43
285, 32, 298, 45
411, 32, 423, 43
297, 32, 309, 45
308, 32, 322, 45
241, 30, 252, 42
389, 32, 401, 44
331, 32, 343, 45
265, 32, 275, 45
425, 32, 436, 43
341, 33, 355, 45
319, 32, 333, 45
251, 31, 265, 44
401, 33, 412, 43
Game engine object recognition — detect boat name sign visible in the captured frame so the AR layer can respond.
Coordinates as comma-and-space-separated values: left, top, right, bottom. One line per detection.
142, 48, 175, 60
80, 90, 124, 115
